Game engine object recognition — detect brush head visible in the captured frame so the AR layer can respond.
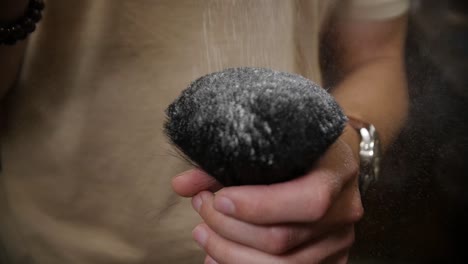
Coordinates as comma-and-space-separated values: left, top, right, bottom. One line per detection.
165, 67, 347, 186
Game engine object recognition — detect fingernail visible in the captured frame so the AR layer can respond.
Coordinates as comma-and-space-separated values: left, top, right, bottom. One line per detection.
192, 195, 202, 212
193, 225, 208, 247
214, 196, 235, 215
205, 255, 218, 264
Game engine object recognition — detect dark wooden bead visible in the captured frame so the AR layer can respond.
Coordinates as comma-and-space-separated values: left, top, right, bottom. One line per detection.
9, 25, 24, 40
31, 0, 45, 10
1, 0, 44, 45
0, 28, 8, 42
29, 9, 42, 22
22, 18, 36, 33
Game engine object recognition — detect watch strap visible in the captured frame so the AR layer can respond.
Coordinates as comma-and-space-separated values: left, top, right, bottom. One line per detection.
348, 116, 381, 194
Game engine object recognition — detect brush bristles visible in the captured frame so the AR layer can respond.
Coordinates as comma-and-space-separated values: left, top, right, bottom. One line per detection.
165, 67, 346, 186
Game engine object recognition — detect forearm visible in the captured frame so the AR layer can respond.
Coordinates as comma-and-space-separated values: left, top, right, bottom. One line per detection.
330, 15, 409, 152
333, 55, 408, 151
0, 0, 29, 100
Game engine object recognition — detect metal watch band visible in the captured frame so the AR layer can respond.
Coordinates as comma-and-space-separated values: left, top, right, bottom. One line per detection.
348, 117, 382, 194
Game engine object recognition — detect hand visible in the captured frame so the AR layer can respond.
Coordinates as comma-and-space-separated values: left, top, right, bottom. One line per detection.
172, 133, 363, 264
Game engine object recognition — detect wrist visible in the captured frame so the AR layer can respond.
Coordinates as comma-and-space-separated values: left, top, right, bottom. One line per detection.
346, 117, 382, 194
340, 124, 361, 163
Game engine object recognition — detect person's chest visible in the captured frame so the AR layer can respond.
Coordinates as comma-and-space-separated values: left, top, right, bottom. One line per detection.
4, 0, 304, 212
1, 0, 322, 262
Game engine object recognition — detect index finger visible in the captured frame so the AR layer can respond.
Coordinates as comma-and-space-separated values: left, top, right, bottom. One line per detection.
213, 140, 358, 224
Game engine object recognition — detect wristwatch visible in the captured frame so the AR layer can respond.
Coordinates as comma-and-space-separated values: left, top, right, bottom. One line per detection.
348, 117, 382, 194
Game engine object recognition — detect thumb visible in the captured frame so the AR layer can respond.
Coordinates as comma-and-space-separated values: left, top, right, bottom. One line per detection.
171, 169, 223, 197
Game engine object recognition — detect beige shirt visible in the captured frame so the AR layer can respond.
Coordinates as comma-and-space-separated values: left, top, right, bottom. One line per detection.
0, 1, 408, 263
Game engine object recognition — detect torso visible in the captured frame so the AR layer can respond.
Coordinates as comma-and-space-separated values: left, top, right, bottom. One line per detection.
0, 0, 329, 262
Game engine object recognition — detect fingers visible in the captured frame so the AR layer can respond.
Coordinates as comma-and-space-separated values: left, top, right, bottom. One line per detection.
183, 139, 360, 263
193, 223, 280, 264
320, 173, 364, 227
193, 223, 355, 264
204, 255, 218, 264
194, 191, 317, 254
194, 186, 362, 255
212, 141, 359, 224
171, 169, 222, 197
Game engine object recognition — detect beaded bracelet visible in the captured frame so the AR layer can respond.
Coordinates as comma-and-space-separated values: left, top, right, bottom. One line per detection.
0, 0, 45, 45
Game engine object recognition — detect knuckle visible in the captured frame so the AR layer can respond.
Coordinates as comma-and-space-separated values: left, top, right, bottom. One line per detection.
305, 186, 332, 221
349, 200, 364, 223
244, 198, 264, 220
267, 226, 296, 254
205, 235, 231, 261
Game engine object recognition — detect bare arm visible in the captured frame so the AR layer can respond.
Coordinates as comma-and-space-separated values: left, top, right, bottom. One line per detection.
330, 14, 409, 154
171, 8, 411, 264
0, 0, 29, 100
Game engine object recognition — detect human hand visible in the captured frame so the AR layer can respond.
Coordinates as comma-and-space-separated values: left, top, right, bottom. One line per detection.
172, 132, 363, 264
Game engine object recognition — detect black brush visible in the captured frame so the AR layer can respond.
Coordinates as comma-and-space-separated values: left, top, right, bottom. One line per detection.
165, 67, 347, 186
